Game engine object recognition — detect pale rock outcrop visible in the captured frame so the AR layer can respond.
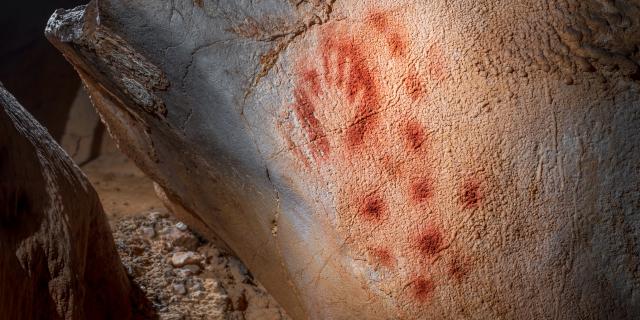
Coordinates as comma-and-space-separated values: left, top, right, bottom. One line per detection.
47, 1, 640, 319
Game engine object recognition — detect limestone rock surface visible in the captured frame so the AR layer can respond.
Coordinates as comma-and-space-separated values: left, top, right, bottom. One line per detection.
47, 1, 640, 319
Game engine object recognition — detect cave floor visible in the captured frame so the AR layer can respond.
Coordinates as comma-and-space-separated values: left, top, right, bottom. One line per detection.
82, 149, 289, 320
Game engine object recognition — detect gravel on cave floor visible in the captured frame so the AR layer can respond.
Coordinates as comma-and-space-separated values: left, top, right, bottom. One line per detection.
111, 209, 290, 320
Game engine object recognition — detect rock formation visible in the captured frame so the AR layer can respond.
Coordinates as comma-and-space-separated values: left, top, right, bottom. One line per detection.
47, 1, 640, 319
0, 84, 142, 319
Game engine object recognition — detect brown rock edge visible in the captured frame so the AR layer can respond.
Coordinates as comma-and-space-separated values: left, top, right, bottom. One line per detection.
0, 83, 152, 319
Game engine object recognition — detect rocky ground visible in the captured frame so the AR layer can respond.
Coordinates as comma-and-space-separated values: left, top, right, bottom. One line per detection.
111, 210, 289, 320
81, 141, 289, 320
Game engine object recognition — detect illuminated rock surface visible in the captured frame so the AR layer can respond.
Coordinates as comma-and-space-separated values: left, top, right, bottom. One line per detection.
47, 1, 640, 318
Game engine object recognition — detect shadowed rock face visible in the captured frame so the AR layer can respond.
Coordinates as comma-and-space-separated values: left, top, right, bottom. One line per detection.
0, 84, 141, 319
47, 1, 640, 319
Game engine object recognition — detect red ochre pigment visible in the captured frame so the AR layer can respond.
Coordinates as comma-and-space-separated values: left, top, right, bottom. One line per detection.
291, 66, 330, 160
387, 32, 407, 58
287, 8, 470, 307
448, 255, 470, 282
358, 191, 387, 222
319, 29, 383, 149
410, 178, 434, 203
459, 178, 482, 209
369, 247, 395, 267
426, 44, 448, 82
403, 121, 427, 150
367, 11, 390, 32
414, 226, 443, 257
367, 11, 407, 58
409, 277, 436, 302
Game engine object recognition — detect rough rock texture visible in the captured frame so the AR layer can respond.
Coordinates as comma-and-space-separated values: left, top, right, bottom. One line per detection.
47, 1, 640, 319
112, 210, 290, 320
0, 84, 144, 319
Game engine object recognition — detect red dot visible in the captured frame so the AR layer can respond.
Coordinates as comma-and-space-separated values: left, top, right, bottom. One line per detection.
358, 192, 386, 222
459, 179, 482, 209
415, 226, 443, 257
403, 121, 426, 150
409, 277, 435, 302
367, 12, 389, 32
448, 255, 469, 282
369, 247, 394, 268
387, 32, 406, 58
410, 178, 434, 203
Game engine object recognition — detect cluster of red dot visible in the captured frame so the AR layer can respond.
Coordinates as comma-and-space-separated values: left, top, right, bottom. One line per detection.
288, 10, 482, 305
